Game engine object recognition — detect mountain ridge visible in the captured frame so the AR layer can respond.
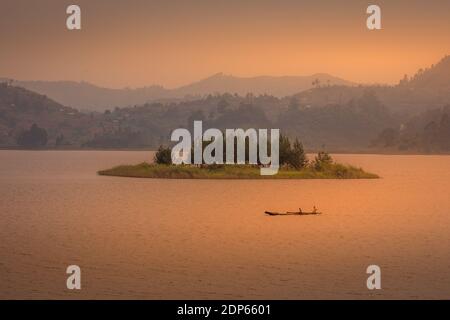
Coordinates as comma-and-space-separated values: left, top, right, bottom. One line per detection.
0, 72, 354, 111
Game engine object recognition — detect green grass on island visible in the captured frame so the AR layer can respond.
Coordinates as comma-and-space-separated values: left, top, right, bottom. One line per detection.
98, 163, 379, 180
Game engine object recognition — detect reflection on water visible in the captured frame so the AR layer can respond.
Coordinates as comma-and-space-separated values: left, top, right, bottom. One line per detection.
0, 151, 450, 299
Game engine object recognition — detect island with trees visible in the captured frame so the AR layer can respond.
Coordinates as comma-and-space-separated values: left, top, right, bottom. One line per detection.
98, 135, 378, 179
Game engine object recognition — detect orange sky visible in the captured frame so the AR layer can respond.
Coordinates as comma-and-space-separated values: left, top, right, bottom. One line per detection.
1, 0, 449, 88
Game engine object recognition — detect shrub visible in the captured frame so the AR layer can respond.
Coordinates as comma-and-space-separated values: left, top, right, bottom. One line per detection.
313, 151, 333, 171
154, 145, 172, 164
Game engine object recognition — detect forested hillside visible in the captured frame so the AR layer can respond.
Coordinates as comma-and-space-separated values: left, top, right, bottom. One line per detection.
1, 56, 449, 152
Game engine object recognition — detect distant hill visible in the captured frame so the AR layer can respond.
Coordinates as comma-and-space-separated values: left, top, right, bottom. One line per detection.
371, 105, 450, 153
293, 55, 450, 114
0, 79, 172, 112
402, 55, 450, 89
0, 73, 354, 111
174, 72, 354, 97
0, 83, 393, 151
0, 83, 96, 147
2, 55, 449, 113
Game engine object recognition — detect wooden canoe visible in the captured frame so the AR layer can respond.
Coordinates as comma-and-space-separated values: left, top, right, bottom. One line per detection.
265, 211, 321, 216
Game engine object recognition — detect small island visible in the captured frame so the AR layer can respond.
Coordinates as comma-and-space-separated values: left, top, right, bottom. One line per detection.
99, 136, 378, 180
98, 162, 378, 179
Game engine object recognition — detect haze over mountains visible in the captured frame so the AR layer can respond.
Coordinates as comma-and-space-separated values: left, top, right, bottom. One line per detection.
174, 73, 354, 100
1, 73, 354, 112
1, 56, 449, 153
293, 55, 450, 115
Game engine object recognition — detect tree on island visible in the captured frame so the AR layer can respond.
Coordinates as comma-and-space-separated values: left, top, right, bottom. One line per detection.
154, 145, 172, 164
313, 151, 333, 170
279, 135, 308, 169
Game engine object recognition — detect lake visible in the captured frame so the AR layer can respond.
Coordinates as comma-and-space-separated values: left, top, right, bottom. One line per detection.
0, 151, 449, 299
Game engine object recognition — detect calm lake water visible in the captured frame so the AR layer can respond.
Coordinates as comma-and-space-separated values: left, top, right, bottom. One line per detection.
1, 151, 449, 299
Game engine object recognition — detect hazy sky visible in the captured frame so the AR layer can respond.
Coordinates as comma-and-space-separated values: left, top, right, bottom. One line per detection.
1, 0, 449, 88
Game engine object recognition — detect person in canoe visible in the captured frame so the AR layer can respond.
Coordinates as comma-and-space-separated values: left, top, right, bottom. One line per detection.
312, 206, 318, 214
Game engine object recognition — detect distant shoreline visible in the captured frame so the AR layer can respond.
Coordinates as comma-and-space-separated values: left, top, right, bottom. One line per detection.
1, 147, 449, 156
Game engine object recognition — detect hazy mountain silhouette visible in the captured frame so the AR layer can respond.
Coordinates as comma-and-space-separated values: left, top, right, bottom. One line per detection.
1, 55, 449, 152
293, 55, 450, 114
0, 73, 354, 111
0, 80, 172, 112
0, 82, 95, 147
174, 72, 354, 97
0, 81, 398, 151
2, 55, 449, 113
402, 55, 450, 89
